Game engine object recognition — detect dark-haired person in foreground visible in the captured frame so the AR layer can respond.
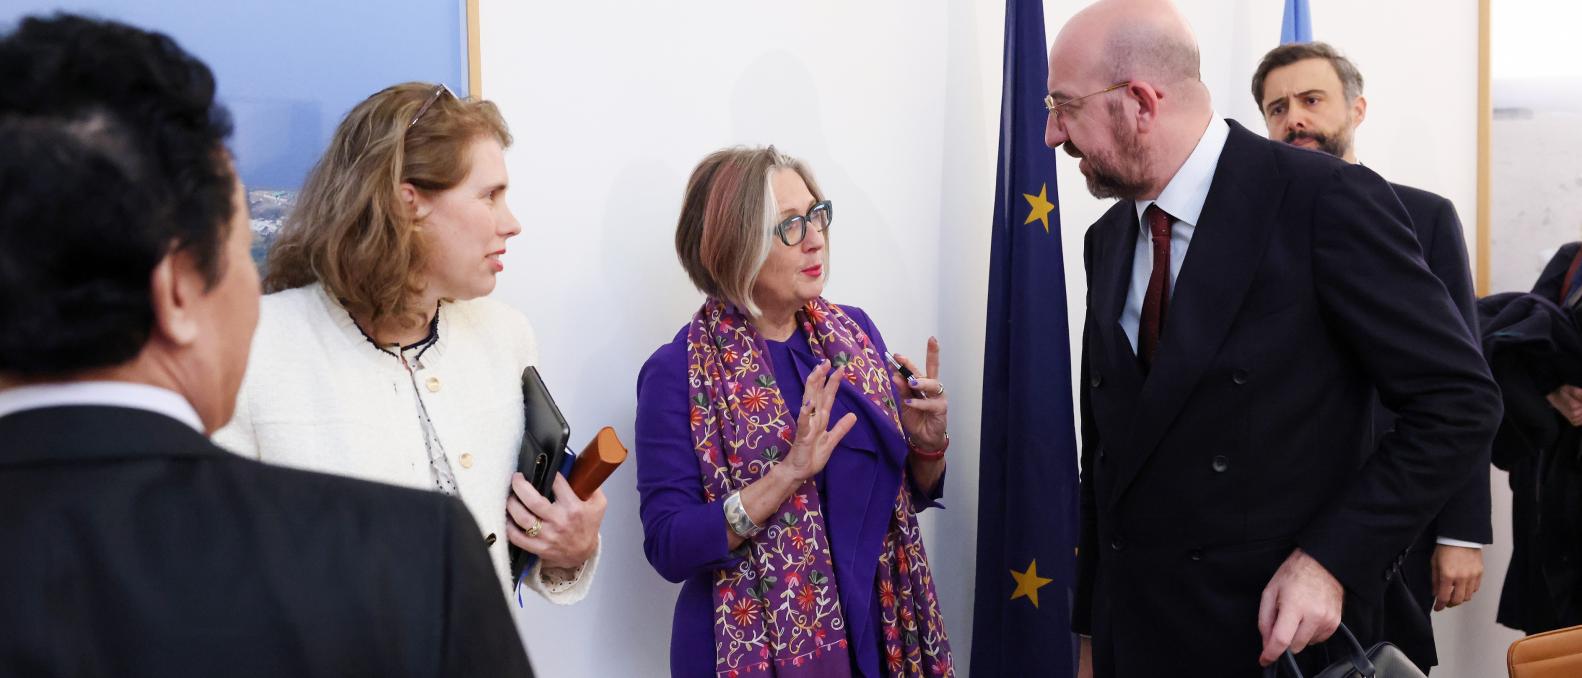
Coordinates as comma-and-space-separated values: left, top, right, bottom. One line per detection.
0, 15, 531, 676
1252, 41, 1489, 673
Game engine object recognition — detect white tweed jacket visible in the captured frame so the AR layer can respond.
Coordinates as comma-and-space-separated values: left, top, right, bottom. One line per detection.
214, 283, 597, 605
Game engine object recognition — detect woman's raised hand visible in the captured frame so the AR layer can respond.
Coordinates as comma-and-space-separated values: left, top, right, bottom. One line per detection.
780, 361, 857, 482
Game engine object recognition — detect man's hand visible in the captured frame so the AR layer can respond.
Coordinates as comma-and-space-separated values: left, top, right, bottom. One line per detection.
1077, 636, 1092, 678
1431, 544, 1484, 611
1257, 548, 1344, 666
1547, 385, 1582, 427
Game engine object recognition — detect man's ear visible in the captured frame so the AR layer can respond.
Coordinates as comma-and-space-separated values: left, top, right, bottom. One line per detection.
148, 250, 201, 347
1130, 81, 1164, 133
1351, 94, 1368, 128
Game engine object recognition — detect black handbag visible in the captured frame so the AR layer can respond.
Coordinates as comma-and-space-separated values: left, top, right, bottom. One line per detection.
1262, 623, 1426, 678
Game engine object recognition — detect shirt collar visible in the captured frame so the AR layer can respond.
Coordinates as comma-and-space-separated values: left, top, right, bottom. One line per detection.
0, 381, 205, 433
1134, 115, 1230, 230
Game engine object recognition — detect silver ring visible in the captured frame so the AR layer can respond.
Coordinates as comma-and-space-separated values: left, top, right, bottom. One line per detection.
933, 383, 946, 397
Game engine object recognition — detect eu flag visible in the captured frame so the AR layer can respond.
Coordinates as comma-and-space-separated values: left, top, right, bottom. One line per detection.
969, 0, 1080, 675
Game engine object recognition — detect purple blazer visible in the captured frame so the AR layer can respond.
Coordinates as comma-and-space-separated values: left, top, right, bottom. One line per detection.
635, 305, 945, 677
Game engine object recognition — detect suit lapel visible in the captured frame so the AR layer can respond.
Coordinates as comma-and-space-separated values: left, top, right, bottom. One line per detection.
1106, 123, 1287, 510
1090, 204, 1143, 382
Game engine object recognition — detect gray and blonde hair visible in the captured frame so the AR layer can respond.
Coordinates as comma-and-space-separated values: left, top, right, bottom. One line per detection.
674, 145, 824, 318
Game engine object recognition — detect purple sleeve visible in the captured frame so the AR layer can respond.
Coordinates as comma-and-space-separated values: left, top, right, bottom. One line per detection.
841, 305, 947, 510
634, 338, 742, 583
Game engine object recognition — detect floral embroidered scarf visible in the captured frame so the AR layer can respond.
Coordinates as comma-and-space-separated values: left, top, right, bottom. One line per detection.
685, 297, 953, 677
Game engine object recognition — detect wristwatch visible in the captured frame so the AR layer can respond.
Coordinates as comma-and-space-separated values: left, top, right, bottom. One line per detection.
724, 490, 763, 538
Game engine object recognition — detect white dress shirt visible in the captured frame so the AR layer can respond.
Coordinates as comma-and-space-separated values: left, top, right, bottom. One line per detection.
0, 381, 203, 432
1120, 115, 1229, 353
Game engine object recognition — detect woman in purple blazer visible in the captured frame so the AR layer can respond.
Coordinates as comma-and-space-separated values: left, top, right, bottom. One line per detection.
635, 147, 955, 677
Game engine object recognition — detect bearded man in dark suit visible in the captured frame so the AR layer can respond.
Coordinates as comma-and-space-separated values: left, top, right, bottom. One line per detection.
1252, 40, 1489, 674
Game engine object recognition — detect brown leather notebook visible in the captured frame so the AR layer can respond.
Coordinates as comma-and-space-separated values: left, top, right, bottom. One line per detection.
567, 426, 627, 500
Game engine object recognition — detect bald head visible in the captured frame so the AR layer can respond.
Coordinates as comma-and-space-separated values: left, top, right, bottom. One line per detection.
1053, 0, 1200, 89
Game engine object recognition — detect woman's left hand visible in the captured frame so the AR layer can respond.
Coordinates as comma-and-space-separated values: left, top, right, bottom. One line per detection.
506, 472, 607, 570
890, 336, 948, 453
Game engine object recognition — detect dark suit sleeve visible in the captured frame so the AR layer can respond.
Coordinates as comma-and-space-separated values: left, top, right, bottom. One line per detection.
1418, 196, 1493, 545
439, 496, 534, 677
1072, 229, 1100, 636
1298, 164, 1503, 603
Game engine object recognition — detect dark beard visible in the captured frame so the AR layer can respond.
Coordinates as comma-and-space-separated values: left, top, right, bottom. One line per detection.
1066, 138, 1150, 200
1065, 101, 1152, 200
1284, 129, 1350, 159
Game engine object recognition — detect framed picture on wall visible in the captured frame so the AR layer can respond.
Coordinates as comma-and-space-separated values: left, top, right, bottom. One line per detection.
2, 0, 481, 275
1478, 0, 1582, 295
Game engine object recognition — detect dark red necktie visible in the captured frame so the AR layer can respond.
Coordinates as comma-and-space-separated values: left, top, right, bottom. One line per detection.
1139, 204, 1173, 368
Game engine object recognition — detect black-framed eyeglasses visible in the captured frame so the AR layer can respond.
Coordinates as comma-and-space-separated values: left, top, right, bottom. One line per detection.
774, 200, 833, 247
409, 83, 457, 129
1044, 81, 1131, 117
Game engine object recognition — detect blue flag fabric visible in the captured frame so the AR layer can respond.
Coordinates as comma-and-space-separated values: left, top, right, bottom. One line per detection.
968, 0, 1080, 675
1282, 0, 1313, 43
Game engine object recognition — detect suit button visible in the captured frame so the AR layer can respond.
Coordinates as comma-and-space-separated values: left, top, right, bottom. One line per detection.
1111, 538, 1126, 552
1189, 549, 1204, 561
1211, 455, 1229, 473
484, 533, 497, 547
1232, 369, 1249, 385
426, 376, 442, 393
1090, 372, 1103, 388
1098, 448, 1108, 464
459, 452, 475, 469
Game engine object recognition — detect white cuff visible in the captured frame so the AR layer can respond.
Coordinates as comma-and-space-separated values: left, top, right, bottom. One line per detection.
523, 535, 601, 605
1435, 537, 1484, 549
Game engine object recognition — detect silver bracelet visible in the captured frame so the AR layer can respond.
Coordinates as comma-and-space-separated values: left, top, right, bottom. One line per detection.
723, 490, 763, 538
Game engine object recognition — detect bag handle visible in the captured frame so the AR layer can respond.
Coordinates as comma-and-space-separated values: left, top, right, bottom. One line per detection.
1260, 623, 1376, 678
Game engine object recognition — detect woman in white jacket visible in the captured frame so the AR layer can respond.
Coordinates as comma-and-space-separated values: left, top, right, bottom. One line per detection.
215, 83, 603, 605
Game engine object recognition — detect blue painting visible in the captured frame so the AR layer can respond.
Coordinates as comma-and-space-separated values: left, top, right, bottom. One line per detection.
2, 1, 472, 274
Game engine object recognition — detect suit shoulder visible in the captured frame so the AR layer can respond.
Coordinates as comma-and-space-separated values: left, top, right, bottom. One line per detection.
1387, 182, 1447, 206
1388, 182, 1453, 214
1264, 135, 1351, 180
217, 452, 455, 529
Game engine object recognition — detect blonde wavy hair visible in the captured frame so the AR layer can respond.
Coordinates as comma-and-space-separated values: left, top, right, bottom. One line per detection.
264, 82, 511, 329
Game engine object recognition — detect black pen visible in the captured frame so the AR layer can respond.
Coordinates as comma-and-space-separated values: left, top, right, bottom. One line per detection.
885, 351, 914, 382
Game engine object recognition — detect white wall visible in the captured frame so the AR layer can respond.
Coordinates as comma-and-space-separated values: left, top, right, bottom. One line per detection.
479, 2, 1502, 676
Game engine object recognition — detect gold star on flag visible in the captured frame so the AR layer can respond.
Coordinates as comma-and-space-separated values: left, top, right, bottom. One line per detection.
1009, 559, 1054, 608
1023, 183, 1055, 233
